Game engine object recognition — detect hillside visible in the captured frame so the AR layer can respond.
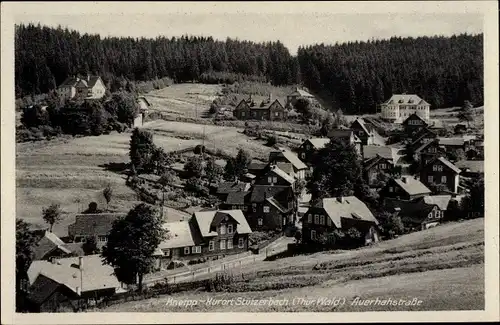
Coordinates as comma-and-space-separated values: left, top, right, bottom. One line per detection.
16, 24, 482, 114
100, 218, 484, 312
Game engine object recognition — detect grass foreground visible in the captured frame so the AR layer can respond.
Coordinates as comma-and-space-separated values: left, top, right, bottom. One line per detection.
99, 218, 484, 312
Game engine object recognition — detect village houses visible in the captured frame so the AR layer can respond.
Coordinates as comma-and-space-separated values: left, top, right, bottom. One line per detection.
286, 87, 316, 107
379, 176, 432, 201
154, 210, 252, 268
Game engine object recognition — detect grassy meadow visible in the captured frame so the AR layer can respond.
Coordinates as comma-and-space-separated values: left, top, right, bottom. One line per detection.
100, 218, 484, 312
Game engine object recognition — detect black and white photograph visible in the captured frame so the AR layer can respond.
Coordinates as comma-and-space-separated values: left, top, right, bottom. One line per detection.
1, 1, 498, 323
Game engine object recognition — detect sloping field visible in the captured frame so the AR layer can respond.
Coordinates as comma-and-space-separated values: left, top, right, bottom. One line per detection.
16, 131, 201, 236
144, 83, 223, 118
143, 120, 273, 160
102, 218, 484, 312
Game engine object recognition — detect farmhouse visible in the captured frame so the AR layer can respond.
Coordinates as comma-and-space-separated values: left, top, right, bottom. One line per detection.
380, 94, 430, 123
133, 96, 151, 127
302, 196, 380, 246
27, 255, 125, 312
154, 210, 252, 265
67, 213, 125, 248
413, 139, 445, 167
419, 157, 461, 194
216, 181, 251, 202
233, 97, 287, 121
269, 148, 308, 180
328, 129, 363, 155
380, 176, 431, 201
286, 87, 315, 107
254, 165, 295, 187
57, 75, 106, 100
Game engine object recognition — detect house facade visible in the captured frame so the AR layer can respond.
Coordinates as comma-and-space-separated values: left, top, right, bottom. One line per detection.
58, 75, 106, 100
419, 157, 461, 194
414, 139, 445, 167
67, 213, 125, 248
246, 185, 296, 231
297, 138, 330, 166
379, 176, 431, 201
385, 198, 444, 231
302, 196, 380, 246
363, 155, 395, 187
402, 113, 428, 135
286, 87, 315, 107
380, 94, 430, 123
154, 210, 252, 266
350, 119, 374, 145
32, 232, 73, 261
233, 99, 287, 121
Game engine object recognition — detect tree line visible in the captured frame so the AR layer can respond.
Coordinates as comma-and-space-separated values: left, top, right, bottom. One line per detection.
16, 23, 483, 114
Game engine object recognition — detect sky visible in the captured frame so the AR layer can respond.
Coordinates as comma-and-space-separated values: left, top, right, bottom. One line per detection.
14, 4, 484, 55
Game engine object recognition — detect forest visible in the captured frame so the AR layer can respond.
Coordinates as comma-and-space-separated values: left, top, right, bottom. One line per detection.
15, 23, 483, 113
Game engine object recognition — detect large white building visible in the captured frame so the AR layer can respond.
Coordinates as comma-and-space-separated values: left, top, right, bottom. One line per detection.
380, 94, 430, 124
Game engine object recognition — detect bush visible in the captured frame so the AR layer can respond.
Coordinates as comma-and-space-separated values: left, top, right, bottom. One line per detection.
266, 135, 278, 146
205, 271, 235, 292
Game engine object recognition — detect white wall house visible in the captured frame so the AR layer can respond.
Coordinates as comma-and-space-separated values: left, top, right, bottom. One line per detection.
58, 75, 106, 100
380, 94, 430, 124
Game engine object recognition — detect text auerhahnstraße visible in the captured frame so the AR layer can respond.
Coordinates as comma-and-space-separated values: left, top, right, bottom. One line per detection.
164, 297, 424, 307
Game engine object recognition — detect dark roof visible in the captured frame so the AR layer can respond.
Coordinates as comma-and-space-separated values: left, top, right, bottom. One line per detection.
414, 139, 440, 153
383, 94, 429, 106
28, 274, 64, 305
350, 118, 371, 134
216, 181, 251, 195
363, 145, 394, 161
364, 155, 393, 170
384, 198, 436, 224
67, 213, 125, 237
250, 185, 291, 203
225, 191, 250, 205
411, 128, 437, 142
275, 162, 294, 176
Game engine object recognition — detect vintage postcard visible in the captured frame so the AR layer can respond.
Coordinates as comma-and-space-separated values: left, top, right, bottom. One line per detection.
1, 1, 498, 324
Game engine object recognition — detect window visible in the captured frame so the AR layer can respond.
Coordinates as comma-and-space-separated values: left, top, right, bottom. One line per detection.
98, 235, 107, 242
428, 176, 434, 183
311, 230, 317, 240
433, 165, 443, 172
184, 247, 190, 255
379, 163, 387, 170
389, 186, 394, 193
192, 246, 201, 254
220, 239, 226, 250
220, 224, 226, 235
301, 153, 306, 159
241, 112, 245, 117
319, 215, 325, 225
268, 177, 273, 184
263, 206, 270, 213
242, 206, 248, 211
227, 239, 233, 249
275, 112, 279, 117
238, 237, 245, 248
273, 177, 278, 183
209, 240, 215, 251
163, 248, 171, 256
326, 217, 332, 226
232, 205, 237, 210
307, 214, 312, 223
429, 147, 437, 153
314, 215, 319, 224
228, 224, 233, 234
441, 176, 447, 183
258, 218, 263, 226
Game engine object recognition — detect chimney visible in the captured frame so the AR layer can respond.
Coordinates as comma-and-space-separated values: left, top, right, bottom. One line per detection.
76, 286, 81, 296
78, 256, 83, 270
401, 177, 408, 184
87, 74, 91, 81
269, 93, 272, 102
50, 257, 56, 264
337, 197, 345, 204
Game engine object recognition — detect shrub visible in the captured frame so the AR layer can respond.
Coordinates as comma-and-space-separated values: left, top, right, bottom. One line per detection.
266, 135, 278, 146
205, 271, 235, 292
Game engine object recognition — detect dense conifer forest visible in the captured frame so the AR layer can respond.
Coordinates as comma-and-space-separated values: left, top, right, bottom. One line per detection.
15, 24, 483, 113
